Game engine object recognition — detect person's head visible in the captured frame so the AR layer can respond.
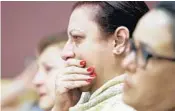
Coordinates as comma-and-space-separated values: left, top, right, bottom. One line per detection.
61, 1, 149, 92
122, 2, 175, 111
33, 32, 67, 111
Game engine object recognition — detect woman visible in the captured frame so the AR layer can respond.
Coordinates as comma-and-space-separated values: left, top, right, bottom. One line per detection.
33, 32, 67, 111
52, 2, 149, 111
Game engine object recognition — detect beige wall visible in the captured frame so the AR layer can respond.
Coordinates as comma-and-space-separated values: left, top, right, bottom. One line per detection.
2, 1, 157, 78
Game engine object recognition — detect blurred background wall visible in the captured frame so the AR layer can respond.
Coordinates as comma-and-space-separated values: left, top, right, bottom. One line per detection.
1, 1, 157, 78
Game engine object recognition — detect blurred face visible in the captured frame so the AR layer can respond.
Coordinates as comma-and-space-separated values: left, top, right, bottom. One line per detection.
61, 6, 118, 91
33, 45, 65, 111
122, 10, 175, 110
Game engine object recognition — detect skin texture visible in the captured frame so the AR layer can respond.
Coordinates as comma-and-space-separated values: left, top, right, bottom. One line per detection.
122, 9, 175, 111
33, 45, 65, 111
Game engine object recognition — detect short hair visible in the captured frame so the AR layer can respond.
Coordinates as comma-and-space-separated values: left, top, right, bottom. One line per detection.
72, 1, 149, 37
38, 31, 67, 55
156, 1, 175, 52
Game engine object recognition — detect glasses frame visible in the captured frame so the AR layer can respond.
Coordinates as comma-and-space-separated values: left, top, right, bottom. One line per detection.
129, 39, 175, 64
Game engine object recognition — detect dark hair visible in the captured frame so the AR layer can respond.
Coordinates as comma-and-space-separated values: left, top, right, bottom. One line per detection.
38, 31, 67, 55
156, 1, 175, 52
72, 1, 149, 37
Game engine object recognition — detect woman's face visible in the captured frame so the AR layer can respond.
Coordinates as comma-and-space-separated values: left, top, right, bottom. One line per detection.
122, 10, 175, 110
62, 6, 117, 91
33, 45, 65, 110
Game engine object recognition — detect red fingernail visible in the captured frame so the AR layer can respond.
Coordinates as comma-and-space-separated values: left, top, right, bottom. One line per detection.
80, 60, 86, 66
90, 73, 96, 77
86, 79, 92, 83
87, 67, 94, 72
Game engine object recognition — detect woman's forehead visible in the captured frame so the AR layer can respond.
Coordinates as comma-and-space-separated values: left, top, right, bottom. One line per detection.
68, 6, 99, 30
68, 10, 101, 38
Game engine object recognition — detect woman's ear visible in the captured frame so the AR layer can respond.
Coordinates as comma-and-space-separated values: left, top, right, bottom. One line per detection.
112, 26, 129, 55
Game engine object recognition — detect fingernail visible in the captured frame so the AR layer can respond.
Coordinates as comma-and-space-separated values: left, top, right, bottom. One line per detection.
86, 79, 92, 83
80, 60, 86, 66
90, 73, 96, 77
87, 67, 94, 72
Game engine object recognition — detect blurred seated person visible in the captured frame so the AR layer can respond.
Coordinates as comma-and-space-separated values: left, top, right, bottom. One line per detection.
33, 31, 67, 111
1, 31, 67, 111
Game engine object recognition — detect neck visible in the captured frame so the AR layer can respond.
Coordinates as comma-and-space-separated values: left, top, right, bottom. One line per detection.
90, 64, 124, 94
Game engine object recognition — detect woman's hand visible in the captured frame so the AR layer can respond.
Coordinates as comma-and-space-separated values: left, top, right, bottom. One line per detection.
52, 59, 96, 111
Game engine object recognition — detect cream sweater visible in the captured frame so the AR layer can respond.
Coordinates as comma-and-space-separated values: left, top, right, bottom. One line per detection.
69, 74, 134, 111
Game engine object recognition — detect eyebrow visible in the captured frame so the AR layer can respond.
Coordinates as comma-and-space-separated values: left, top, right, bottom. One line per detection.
42, 62, 54, 68
69, 29, 85, 36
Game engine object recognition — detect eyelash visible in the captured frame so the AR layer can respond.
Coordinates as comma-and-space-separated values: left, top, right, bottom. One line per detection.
72, 35, 83, 43
72, 35, 82, 40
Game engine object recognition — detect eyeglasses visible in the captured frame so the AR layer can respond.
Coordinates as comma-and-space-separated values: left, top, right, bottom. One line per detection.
129, 39, 175, 65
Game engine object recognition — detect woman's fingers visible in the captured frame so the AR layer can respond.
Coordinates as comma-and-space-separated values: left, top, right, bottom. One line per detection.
55, 80, 90, 93
65, 59, 86, 67
62, 58, 95, 75
52, 59, 94, 111
51, 67, 96, 94
62, 66, 94, 74
60, 74, 95, 81
51, 58, 96, 94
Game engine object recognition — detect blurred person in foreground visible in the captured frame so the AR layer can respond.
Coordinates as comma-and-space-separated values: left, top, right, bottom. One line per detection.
33, 31, 67, 111
122, 2, 175, 111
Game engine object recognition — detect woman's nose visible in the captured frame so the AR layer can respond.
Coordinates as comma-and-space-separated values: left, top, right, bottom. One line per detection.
33, 71, 45, 87
61, 43, 75, 60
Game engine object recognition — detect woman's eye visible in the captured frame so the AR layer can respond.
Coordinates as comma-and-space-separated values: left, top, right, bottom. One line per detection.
72, 35, 82, 40
45, 66, 52, 72
71, 35, 84, 45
